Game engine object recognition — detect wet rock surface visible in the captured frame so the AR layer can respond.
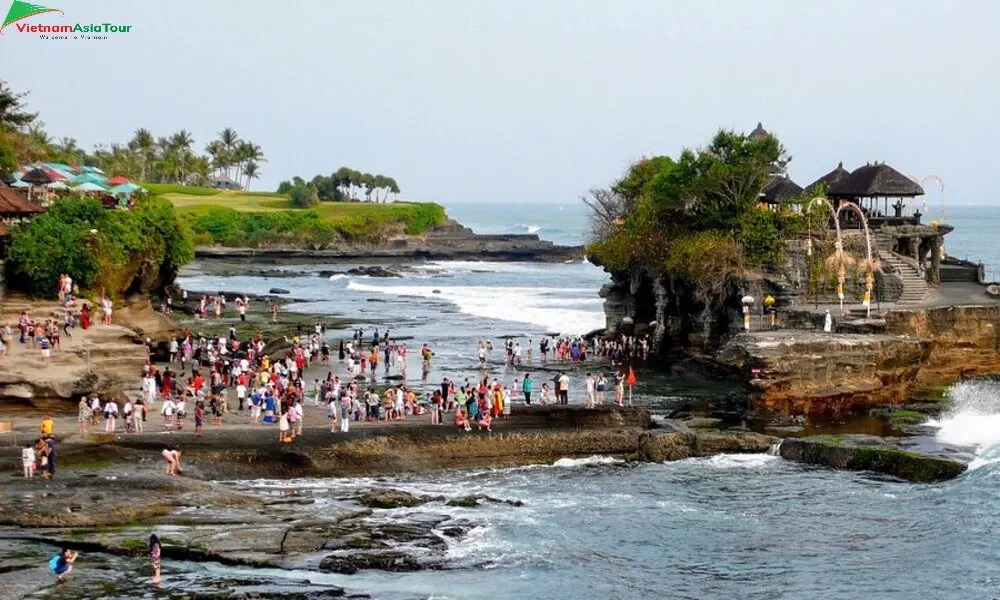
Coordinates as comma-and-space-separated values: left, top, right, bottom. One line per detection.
778, 435, 967, 483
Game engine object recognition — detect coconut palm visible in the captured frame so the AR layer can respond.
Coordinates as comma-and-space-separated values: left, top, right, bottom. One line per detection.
218, 128, 240, 178
242, 160, 260, 190
129, 128, 156, 181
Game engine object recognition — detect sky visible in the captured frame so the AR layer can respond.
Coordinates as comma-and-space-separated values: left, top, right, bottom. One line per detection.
1, 0, 997, 210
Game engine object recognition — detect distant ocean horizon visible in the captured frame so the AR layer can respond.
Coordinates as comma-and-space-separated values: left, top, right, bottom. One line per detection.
443, 201, 1000, 281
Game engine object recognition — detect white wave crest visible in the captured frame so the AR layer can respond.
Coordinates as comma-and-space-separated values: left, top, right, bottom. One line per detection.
550, 455, 623, 468
345, 281, 604, 334
928, 380, 1000, 458
700, 453, 779, 469
525, 225, 542, 234
328, 274, 347, 281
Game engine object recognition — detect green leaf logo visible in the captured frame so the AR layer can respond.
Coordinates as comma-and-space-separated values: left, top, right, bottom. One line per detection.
1, 0, 63, 34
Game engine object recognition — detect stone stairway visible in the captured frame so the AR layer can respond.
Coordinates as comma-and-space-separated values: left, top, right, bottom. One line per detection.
873, 233, 929, 304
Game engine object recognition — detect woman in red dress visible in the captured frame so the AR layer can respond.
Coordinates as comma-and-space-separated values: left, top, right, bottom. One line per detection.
80, 304, 91, 330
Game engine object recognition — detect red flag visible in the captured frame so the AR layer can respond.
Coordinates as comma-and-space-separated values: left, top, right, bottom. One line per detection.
626, 367, 636, 386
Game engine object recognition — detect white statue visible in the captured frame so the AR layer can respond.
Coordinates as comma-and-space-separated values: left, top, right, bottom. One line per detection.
823, 310, 833, 333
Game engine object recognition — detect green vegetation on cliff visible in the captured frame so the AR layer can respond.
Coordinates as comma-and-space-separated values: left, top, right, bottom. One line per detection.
165, 190, 446, 248
5, 196, 194, 298
585, 128, 806, 302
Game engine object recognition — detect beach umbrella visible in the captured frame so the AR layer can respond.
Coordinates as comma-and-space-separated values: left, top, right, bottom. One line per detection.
21, 168, 53, 185
110, 182, 140, 194
45, 181, 70, 190
70, 172, 107, 185
10, 179, 30, 188
72, 181, 111, 193
42, 168, 68, 181
106, 175, 130, 186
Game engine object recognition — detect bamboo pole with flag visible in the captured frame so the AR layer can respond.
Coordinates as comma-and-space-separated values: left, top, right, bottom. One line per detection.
626, 366, 637, 407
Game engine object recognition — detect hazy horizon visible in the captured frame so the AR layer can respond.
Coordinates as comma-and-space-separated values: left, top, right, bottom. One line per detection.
2, 0, 998, 208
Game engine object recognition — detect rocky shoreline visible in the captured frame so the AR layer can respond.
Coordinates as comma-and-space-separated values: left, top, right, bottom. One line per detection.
194, 219, 585, 264
0, 403, 973, 597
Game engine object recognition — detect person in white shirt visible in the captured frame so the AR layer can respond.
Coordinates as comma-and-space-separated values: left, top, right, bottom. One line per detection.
22, 444, 35, 479
294, 400, 304, 436
585, 374, 596, 408
169, 339, 179, 363
161, 398, 176, 430
122, 398, 135, 434
103, 399, 119, 432
236, 383, 247, 411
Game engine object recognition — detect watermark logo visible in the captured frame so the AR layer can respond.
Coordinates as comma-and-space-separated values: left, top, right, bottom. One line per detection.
1, 0, 132, 38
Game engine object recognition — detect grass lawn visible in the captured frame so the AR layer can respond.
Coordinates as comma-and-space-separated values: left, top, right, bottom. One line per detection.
161, 189, 447, 246
164, 189, 432, 218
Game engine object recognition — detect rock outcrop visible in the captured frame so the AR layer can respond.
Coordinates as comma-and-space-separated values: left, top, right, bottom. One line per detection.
884, 304, 1000, 387
195, 220, 584, 263
716, 331, 933, 415
779, 436, 967, 483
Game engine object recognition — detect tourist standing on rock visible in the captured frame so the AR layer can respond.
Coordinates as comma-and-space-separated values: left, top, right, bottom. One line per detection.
101, 291, 113, 325
40, 413, 53, 437
585, 373, 596, 408
21, 443, 35, 479
149, 534, 162, 584
522, 374, 533, 406
43, 436, 56, 479
77, 397, 90, 434
559, 373, 570, 404
103, 398, 119, 433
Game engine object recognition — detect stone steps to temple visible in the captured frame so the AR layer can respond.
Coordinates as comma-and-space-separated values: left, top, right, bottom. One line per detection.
877, 246, 929, 305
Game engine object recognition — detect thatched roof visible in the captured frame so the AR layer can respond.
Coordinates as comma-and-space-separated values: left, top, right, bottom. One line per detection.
761, 175, 803, 204
0, 187, 45, 216
806, 161, 850, 193
748, 122, 769, 141
827, 162, 924, 198
20, 168, 53, 185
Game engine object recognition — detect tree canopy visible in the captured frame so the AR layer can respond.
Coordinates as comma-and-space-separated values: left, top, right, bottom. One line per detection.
585, 128, 800, 302
6, 195, 194, 298
278, 167, 400, 203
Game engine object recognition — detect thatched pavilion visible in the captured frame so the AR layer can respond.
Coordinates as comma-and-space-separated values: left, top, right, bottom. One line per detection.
805, 161, 850, 194
827, 162, 925, 226
760, 175, 803, 207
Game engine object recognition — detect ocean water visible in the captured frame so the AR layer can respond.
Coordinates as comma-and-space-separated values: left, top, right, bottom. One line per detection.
172, 201, 1000, 599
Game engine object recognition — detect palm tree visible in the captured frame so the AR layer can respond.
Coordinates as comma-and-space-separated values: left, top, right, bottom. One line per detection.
232, 141, 265, 188
129, 128, 155, 181
218, 127, 239, 179
188, 155, 211, 186
242, 160, 260, 190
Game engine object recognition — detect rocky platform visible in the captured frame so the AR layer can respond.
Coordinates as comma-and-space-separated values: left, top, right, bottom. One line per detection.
714, 304, 1000, 416
194, 220, 584, 263
0, 296, 166, 411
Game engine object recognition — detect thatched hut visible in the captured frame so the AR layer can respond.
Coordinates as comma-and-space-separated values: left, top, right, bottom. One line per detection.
806, 161, 850, 194
760, 175, 803, 206
748, 122, 770, 141
827, 162, 924, 223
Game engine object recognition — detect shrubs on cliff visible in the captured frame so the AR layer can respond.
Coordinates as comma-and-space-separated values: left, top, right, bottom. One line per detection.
6, 195, 194, 297
180, 202, 446, 248
585, 128, 803, 302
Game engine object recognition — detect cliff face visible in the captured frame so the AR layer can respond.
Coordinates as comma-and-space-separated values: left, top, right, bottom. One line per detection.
885, 305, 1000, 387
716, 332, 932, 415
716, 305, 1000, 416
600, 267, 745, 358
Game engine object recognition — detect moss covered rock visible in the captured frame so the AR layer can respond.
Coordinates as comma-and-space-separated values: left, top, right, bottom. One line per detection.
779, 437, 966, 483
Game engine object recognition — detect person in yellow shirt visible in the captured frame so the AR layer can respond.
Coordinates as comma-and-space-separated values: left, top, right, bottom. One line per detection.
40, 414, 54, 436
